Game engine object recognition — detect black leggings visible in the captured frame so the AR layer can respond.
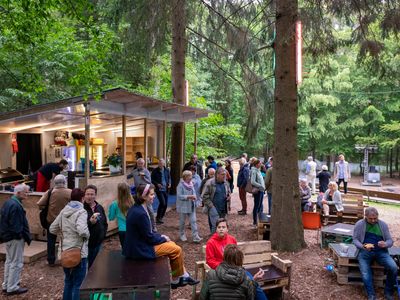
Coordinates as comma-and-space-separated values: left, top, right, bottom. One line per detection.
337, 179, 348, 194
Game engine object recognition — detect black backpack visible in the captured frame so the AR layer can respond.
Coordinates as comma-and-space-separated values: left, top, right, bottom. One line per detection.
39, 188, 53, 229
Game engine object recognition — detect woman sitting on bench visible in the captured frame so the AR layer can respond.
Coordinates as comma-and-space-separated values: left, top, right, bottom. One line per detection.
123, 183, 199, 289
321, 181, 343, 225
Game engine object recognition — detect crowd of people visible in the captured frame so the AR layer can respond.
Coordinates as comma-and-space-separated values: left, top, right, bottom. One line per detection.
0, 152, 398, 300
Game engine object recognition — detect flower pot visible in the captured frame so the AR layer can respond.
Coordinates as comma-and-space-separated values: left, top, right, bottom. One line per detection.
109, 165, 121, 173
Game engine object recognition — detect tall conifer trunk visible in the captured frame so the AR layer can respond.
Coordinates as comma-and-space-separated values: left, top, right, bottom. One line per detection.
170, 0, 186, 193
270, 0, 306, 251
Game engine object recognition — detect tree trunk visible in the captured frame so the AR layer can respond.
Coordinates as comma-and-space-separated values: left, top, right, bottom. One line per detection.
389, 148, 393, 178
170, 0, 186, 194
270, 0, 305, 251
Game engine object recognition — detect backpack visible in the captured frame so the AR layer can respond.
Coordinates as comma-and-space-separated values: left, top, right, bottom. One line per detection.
39, 188, 53, 229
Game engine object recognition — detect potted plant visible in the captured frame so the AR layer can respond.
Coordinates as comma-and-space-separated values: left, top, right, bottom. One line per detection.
106, 153, 122, 173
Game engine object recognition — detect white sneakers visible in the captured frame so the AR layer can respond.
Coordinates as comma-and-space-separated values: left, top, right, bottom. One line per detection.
180, 234, 203, 243
180, 235, 188, 242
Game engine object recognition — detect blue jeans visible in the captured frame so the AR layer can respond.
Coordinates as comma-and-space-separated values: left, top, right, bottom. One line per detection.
267, 192, 272, 215
358, 249, 398, 297
63, 258, 87, 300
245, 271, 268, 300
156, 190, 168, 221
208, 207, 220, 233
88, 245, 101, 269
47, 231, 57, 264
252, 191, 264, 225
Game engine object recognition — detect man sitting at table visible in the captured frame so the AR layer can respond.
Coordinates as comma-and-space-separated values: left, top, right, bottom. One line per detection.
353, 207, 398, 300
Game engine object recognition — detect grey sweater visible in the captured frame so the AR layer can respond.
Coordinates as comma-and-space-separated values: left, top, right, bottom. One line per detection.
353, 219, 393, 250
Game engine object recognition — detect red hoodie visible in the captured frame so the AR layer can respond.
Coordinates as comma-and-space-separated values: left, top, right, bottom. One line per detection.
206, 233, 237, 269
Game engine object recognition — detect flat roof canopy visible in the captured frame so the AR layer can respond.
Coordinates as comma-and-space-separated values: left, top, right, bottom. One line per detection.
0, 88, 211, 133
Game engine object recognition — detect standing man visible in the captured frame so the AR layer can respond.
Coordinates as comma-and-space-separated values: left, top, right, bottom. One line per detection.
237, 158, 249, 215
264, 157, 273, 215
353, 207, 398, 300
0, 184, 31, 295
83, 185, 108, 269
205, 156, 217, 176
151, 158, 171, 225
34, 159, 69, 192
37, 174, 71, 266
201, 168, 231, 233
306, 156, 317, 194
334, 154, 351, 194
183, 154, 204, 179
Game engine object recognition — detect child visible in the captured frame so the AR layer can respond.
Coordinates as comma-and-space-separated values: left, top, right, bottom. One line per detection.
108, 182, 134, 247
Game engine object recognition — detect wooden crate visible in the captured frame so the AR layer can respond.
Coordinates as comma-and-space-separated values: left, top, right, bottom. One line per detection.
329, 244, 400, 287
257, 213, 271, 240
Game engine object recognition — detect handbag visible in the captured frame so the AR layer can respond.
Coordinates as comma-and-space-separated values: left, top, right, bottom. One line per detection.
39, 188, 53, 229
245, 175, 259, 194
59, 217, 82, 268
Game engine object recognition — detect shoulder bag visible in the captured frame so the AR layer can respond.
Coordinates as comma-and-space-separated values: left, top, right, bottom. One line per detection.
60, 217, 82, 269
39, 188, 53, 229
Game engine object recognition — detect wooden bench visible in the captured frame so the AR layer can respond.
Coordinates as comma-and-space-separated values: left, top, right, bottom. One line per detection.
327, 192, 365, 225
192, 240, 292, 300
257, 213, 271, 240
80, 249, 170, 299
329, 243, 400, 287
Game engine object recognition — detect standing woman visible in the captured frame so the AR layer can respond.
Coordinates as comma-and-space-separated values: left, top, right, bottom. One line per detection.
108, 182, 134, 248
250, 159, 265, 228
49, 188, 89, 300
321, 181, 343, 225
225, 159, 234, 193
176, 171, 203, 243
123, 184, 199, 289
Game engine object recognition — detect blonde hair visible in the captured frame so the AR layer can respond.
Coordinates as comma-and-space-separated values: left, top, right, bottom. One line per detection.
182, 170, 192, 180
117, 182, 134, 216
328, 181, 338, 191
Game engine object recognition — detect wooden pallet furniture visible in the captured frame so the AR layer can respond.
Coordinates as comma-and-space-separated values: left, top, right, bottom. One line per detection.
329, 243, 400, 287
327, 192, 365, 225
80, 250, 170, 299
320, 223, 354, 248
192, 240, 292, 300
257, 213, 271, 240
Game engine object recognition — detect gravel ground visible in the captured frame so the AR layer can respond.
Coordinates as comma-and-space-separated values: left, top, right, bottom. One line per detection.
1, 191, 400, 300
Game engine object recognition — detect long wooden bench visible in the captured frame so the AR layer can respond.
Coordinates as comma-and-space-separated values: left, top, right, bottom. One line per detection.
192, 240, 292, 300
327, 192, 366, 225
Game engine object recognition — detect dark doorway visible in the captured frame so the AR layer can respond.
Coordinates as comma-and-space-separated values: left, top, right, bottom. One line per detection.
16, 133, 42, 174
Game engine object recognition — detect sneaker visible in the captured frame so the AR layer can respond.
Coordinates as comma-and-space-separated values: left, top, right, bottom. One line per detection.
171, 277, 188, 289
180, 235, 187, 242
156, 219, 164, 225
7, 288, 28, 295
238, 211, 247, 215
193, 236, 203, 243
251, 224, 257, 229
182, 276, 200, 286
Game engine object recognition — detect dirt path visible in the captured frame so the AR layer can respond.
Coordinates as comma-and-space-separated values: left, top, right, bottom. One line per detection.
2, 189, 399, 299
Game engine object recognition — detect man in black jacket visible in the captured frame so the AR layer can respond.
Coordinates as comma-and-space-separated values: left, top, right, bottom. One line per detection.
183, 154, 204, 179
83, 184, 108, 269
0, 184, 31, 295
151, 159, 171, 225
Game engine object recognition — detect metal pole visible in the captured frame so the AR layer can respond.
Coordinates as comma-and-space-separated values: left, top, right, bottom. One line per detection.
84, 103, 91, 186
144, 118, 148, 168
122, 115, 126, 174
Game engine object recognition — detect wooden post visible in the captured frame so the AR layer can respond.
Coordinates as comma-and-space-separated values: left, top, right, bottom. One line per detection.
163, 121, 167, 160
122, 115, 126, 174
84, 103, 90, 186
194, 121, 197, 154
144, 118, 148, 168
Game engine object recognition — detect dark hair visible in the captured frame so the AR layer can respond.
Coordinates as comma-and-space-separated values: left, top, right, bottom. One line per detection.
134, 184, 155, 204
207, 155, 214, 161
225, 159, 231, 166
71, 188, 85, 202
216, 218, 228, 228
85, 184, 97, 194
217, 162, 223, 168
189, 165, 197, 172
223, 244, 244, 267
135, 152, 143, 158
59, 159, 68, 165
